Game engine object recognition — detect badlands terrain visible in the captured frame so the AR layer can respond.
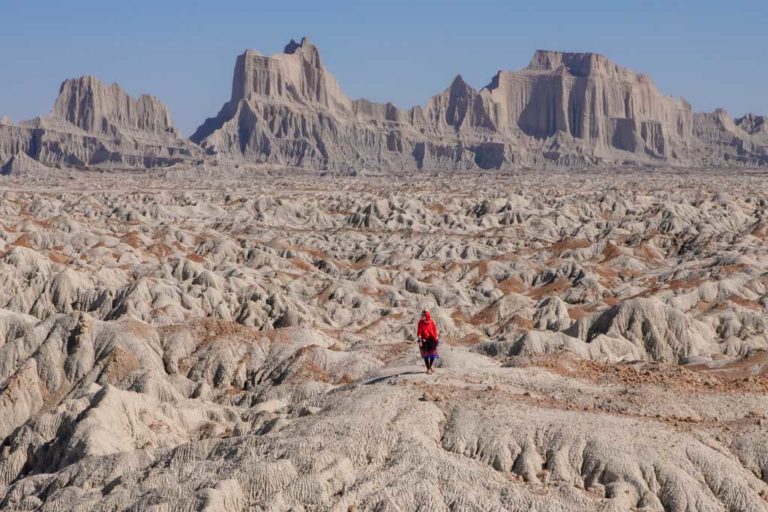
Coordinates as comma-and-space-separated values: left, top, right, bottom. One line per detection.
0, 168, 768, 511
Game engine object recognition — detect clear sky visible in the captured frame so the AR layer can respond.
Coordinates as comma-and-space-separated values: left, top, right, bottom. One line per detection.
2, 0, 766, 136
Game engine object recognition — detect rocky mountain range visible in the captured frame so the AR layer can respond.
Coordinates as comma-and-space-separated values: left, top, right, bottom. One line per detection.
0, 77, 201, 172
1, 37, 767, 172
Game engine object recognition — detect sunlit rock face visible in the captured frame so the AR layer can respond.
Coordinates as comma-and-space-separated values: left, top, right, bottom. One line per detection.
1, 37, 766, 173
192, 38, 767, 169
0, 76, 200, 171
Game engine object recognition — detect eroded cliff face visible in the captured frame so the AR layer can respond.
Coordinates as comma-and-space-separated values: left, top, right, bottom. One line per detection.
2, 37, 766, 172
0, 77, 200, 171
53, 76, 177, 137
191, 39, 767, 170
483, 50, 694, 160
191, 38, 521, 169
737, 114, 767, 137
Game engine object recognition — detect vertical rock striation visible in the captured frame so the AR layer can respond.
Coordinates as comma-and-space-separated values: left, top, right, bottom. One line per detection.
483, 50, 693, 159
192, 38, 768, 170
1, 77, 200, 170
53, 76, 177, 137
2, 37, 766, 172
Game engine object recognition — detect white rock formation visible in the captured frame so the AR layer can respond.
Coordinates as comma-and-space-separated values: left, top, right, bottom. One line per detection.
0, 152, 52, 176
53, 76, 177, 137
1, 38, 765, 172
0, 76, 201, 170
192, 38, 768, 169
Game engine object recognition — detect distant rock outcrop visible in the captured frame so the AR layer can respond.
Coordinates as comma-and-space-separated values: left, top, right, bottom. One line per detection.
53, 76, 177, 137
0, 77, 201, 170
485, 50, 693, 159
192, 38, 768, 169
736, 113, 768, 144
0, 152, 52, 176
2, 37, 766, 172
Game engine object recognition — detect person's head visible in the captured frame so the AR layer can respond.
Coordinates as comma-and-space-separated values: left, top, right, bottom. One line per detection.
421, 310, 430, 321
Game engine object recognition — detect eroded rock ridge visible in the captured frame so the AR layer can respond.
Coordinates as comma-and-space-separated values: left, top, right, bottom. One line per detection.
191, 38, 768, 169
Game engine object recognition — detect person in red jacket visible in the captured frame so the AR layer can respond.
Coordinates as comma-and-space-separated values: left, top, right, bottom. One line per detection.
417, 310, 439, 374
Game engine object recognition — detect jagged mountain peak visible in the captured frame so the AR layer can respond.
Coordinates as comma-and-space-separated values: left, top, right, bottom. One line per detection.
443, 74, 479, 102
4, 37, 765, 172
53, 75, 177, 136
240, 37, 317, 63
283, 36, 322, 67
227, 38, 348, 111
1, 151, 51, 175
284, 36, 312, 53
449, 74, 470, 89
736, 113, 766, 135
526, 49, 646, 81
0, 74, 199, 170
189, 40, 767, 169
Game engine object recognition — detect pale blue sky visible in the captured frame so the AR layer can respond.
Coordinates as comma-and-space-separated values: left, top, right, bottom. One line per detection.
2, 0, 765, 135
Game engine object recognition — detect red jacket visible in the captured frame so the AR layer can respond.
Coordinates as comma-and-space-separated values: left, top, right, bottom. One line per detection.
417, 311, 438, 341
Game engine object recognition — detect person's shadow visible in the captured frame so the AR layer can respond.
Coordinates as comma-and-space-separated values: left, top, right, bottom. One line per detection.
363, 370, 423, 385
